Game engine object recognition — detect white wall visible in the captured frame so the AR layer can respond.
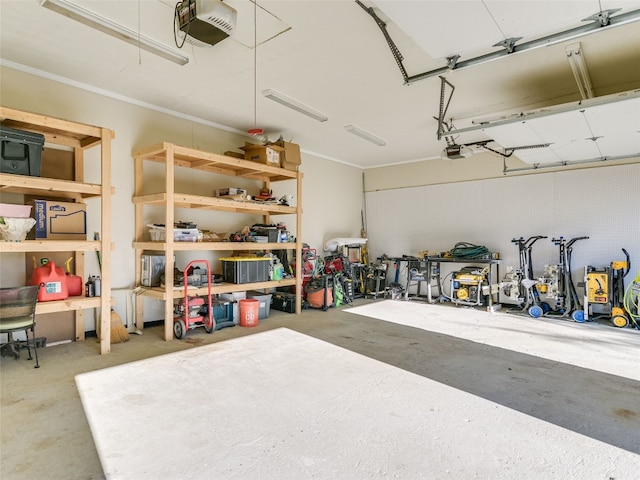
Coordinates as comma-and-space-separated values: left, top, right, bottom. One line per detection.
365, 163, 640, 299
0, 66, 364, 325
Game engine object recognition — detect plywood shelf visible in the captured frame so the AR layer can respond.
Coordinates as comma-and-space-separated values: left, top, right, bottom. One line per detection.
0, 106, 114, 354
0, 173, 105, 198
134, 142, 297, 182
132, 241, 296, 251
137, 278, 297, 301
0, 240, 103, 253
35, 296, 103, 314
133, 141, 303, 341
132, 192, 296, 215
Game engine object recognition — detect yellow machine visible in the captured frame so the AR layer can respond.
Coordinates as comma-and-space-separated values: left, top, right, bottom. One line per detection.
451, 267, 488, 306
583, 249, 631, 328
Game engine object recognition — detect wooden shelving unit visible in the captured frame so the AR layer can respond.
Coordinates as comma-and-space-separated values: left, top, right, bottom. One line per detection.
0, 106, 114, 354
132, 142, 303, 341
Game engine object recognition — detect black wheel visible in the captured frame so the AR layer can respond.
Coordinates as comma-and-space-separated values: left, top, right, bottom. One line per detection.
173, 319, 187, 339
204, 317, 215, 333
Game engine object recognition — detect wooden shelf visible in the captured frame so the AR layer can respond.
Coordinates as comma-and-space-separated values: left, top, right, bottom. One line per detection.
0, 173, 105, 198
138, 279, 297, 301
0, 106, 114, 354
132, 192, 296, 215
133, 143, 297, 182
133, 141, 303, 341
35, 296, 104, 314
132, 241, 296, 251
0, 240, 103, 253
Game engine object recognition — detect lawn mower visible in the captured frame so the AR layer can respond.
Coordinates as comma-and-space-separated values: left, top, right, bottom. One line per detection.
173, 260, 214, 339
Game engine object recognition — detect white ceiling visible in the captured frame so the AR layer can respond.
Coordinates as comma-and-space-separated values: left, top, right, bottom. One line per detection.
1, 0, 639, 168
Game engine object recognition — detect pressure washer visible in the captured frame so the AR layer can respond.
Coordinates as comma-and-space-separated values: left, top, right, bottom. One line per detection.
501, 235, 548, 316
583, 248, 634, 328
536, 236, 588, 321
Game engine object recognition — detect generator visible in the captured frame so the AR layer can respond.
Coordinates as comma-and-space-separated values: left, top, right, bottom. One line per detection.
451, 266, 488, 306
174, 296, 206, 320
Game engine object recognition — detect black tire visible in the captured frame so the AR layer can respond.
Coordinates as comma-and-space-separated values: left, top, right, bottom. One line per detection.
204, 318, 215, 333
173, 319, 187, 339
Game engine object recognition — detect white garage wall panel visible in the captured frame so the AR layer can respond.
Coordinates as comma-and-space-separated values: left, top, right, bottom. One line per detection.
366, 164, 640, 284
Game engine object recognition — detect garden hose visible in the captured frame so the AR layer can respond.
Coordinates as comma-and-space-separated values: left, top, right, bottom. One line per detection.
449, 242, 490, 259
623, 271, 640, 328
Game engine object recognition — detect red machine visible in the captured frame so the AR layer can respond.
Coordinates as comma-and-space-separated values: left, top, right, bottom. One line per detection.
291, 244, 317, 299
173, 260, 214, 339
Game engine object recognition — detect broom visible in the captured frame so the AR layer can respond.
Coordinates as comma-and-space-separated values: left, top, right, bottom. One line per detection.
93, 232, 129, 344
110, 309, 130, 344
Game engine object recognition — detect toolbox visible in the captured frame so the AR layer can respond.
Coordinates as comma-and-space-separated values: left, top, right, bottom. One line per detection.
0, 126, 45, 177
271, 292, 296, 313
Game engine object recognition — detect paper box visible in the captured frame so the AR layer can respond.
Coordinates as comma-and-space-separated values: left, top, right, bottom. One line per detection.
240, 143, 283, 167
275, 141, 301, 164
29, 200, 86, 240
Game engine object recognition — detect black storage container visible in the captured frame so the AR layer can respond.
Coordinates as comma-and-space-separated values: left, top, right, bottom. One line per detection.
0, 126, 45, 176
272, 292, 296, 313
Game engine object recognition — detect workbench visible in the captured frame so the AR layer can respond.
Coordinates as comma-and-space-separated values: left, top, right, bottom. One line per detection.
405, 256, 500, 308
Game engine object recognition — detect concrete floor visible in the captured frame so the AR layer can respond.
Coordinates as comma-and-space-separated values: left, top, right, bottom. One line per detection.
1, 298, 639, 479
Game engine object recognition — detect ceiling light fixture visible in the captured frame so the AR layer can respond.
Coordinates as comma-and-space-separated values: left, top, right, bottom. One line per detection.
41, 0, 189, 66
344, 125, 386, 146
566, 43, 593, 99
262, 89, 328, 122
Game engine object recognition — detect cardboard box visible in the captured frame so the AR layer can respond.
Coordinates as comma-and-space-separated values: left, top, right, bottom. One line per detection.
275, 141, 301, 165
29, 200, 86, 240
240, 143, 283, 166
223, 151, 245, 159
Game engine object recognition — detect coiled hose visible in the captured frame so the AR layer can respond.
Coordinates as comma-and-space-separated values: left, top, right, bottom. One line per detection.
623, 271, 640, 328
449, 242, 490, 259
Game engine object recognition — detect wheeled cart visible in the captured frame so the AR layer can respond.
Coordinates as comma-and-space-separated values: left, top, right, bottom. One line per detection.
173, 260, 214, 339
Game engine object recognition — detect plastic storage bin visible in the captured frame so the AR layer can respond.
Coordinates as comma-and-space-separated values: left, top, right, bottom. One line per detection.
246, 290, 272, 319
148, 227, 200, 242
220, 257, 270, 284
0, 203, 32, 218
212, 300, 234, 329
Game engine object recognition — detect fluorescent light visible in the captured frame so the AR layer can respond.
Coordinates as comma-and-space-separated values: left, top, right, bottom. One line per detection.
566, 43, 593, 99
262, 89, 328, 122
344, 125, 386, 146
41, 0, 189, 66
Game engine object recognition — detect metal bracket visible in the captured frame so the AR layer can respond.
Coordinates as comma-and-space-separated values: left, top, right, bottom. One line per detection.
446, 55, 460, 70
492, 37, 522, 54
355, 0, 409, 84
582, 8, 621, 26
435, 76, 456, 142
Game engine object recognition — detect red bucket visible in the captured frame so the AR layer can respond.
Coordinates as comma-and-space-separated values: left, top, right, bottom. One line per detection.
239, 298, 260, 327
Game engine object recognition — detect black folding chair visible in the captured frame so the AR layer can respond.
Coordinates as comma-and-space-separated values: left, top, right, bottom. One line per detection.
0, 285, 41, 368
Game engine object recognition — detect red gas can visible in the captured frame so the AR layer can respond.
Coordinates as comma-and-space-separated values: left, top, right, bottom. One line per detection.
29, 259, 69, 302
64, 257, 83, 296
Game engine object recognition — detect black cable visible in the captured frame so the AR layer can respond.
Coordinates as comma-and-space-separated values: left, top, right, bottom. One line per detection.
174, 1, 190, 49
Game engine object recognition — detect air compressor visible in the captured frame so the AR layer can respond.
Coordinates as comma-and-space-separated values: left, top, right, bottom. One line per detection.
451, 266, 488, 306
583, 249, 631, 327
